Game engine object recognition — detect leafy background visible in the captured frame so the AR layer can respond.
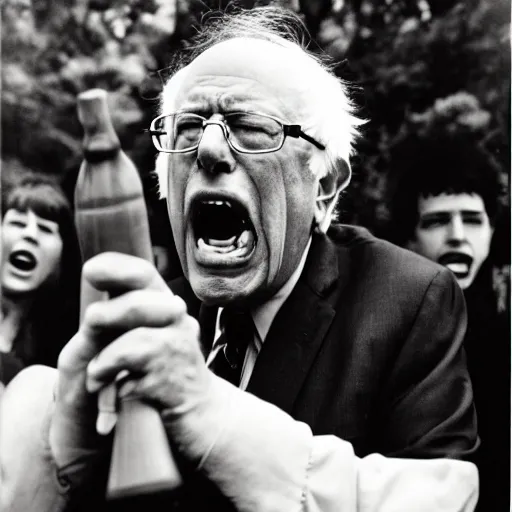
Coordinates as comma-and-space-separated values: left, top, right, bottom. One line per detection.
2, 0, 510, 276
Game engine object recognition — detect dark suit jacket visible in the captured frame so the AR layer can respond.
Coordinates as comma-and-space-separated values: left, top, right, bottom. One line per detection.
67, 224, 478, 511
172, 224, 478, 460
464, 267, 510, 511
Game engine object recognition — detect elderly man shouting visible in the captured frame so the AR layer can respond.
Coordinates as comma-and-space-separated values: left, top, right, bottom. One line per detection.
1, 7, 478, 512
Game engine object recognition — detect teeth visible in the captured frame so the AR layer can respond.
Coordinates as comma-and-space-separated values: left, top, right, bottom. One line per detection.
198, 238, 236, 253
237, 230, 250, 248
197, 230, 255, 258
204, 199, 230, 207
445, 262, 469, 274
208, 236, 236, 247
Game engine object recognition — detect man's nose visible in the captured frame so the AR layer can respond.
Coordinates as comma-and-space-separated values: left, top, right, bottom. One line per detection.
22, 211, 39, 242
447, 215, 466, 244
197, 123, 236, 175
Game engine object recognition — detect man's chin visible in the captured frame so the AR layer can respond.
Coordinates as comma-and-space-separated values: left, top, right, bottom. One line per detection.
190, 277, 264, 307
187, 262, 267, 306
184, 233, 269, 304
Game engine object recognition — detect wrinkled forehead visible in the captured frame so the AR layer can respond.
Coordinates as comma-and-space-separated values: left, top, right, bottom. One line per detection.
162, 38, 313, 115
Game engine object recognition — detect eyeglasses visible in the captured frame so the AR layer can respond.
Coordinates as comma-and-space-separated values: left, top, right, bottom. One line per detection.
148, 111, 325, 154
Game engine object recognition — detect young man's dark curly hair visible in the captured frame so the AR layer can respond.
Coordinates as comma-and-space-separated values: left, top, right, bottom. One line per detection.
386, 133, 503, 248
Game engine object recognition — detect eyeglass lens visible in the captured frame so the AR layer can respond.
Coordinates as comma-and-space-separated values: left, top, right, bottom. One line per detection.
154, 113, 284, 152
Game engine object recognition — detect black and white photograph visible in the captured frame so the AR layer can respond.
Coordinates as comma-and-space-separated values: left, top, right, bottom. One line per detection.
1, 1, 510, 511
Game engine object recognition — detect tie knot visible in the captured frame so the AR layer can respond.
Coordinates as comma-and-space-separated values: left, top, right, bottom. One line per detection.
220, 307, 253, 338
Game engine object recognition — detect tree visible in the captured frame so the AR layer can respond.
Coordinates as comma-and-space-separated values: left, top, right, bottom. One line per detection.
1, 0, 509, 244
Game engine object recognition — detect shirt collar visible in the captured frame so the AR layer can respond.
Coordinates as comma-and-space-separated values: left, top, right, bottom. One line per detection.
213, 236, 312, 345
251, 236, 312, 342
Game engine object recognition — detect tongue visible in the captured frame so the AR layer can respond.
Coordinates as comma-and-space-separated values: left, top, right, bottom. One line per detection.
199, 230, 254, 255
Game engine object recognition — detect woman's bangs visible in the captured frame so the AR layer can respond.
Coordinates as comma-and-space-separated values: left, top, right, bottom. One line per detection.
6, 184, 70, 224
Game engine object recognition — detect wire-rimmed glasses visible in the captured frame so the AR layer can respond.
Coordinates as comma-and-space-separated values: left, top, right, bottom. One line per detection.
148, 111, 325, 154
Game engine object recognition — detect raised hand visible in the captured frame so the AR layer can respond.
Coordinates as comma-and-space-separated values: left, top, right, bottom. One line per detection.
51, 251, 224, 483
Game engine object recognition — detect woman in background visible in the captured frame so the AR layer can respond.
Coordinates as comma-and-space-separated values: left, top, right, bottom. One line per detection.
0, 177, 81, 387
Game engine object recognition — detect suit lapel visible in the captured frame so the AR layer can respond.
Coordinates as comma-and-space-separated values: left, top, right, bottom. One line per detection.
246, 230, 351, 415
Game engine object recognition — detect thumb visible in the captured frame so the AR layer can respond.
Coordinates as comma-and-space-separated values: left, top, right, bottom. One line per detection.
83, 252, 169, 295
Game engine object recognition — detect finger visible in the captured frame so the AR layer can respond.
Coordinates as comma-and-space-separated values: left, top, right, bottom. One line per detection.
58, 330, 99, 372
84, 290, 187, 332
86, 311, 200, 394
116, 373, 167, 407
86, 326, 160, 392
83, 252, 169, 294
97, 383, 118, 435
55, 331, 101, 416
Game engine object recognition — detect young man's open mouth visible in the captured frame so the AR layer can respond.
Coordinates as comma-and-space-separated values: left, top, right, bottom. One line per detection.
438, 252, 473, 279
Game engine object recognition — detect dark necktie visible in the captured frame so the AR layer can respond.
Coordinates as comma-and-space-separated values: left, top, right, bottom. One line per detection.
208, 307, 254, 387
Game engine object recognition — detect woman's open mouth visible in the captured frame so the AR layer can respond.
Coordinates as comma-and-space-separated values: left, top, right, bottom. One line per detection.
191, 196, 257, 266
8, 250, 38, 272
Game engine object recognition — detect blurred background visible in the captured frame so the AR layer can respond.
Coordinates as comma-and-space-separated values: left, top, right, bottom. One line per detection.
1, 0, 510, 280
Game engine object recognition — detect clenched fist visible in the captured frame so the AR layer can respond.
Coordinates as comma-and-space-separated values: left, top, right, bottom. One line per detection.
51, 252, 229, 486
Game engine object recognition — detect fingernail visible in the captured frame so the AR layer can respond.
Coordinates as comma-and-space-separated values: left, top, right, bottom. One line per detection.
97, 411, 117, 435
97, 384, 118, 435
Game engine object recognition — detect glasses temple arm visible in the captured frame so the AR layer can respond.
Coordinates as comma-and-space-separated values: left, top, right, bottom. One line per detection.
143, 129, 168, 136
285, 125, 326, 150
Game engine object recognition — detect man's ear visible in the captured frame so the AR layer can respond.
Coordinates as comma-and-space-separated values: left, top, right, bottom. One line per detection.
314, 158, 351, 233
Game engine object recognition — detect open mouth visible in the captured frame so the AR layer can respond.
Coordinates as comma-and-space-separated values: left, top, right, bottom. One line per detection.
192, 197, 257, 264
9, 250, 37, 272
438, 252, 473, 278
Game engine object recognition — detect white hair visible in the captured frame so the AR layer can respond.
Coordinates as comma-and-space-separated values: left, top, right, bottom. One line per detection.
154, 6, 366, 201
154, 67, 187, 199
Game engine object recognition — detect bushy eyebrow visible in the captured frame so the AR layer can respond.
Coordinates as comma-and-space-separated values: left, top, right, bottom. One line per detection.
461, 210, 485, 216
418, 211, 486, 229
174, 104, 208, 116
419, 212, 451, 224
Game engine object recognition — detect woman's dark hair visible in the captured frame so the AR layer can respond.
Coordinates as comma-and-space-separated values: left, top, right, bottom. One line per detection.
2, 177, 82, 367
